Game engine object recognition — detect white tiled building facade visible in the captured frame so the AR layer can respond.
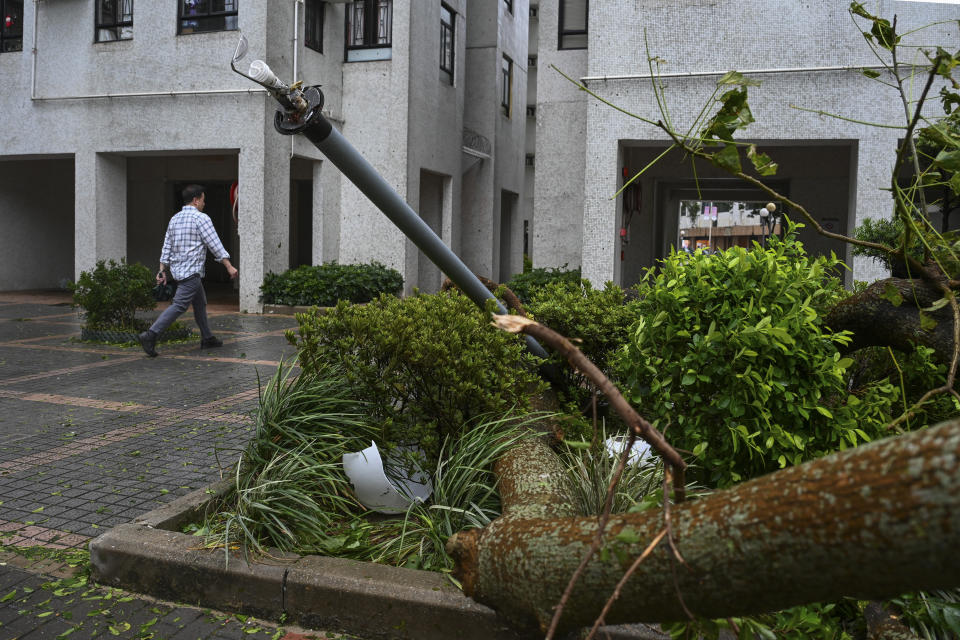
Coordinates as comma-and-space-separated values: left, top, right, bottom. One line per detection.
530, 0, 958, 287
1, 1, 957, 309
0, 0, 529, 310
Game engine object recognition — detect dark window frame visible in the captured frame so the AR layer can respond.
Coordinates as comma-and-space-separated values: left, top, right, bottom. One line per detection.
503, 0, 513, 15
178, 0, 238, 36
95, 0, 133, 43
1, 0, 23, 53
440, 3, 454, 84
501, 54, 513, 117
345, 0, 392, 60
305, 0, 324, 53
558, 0, 588, 50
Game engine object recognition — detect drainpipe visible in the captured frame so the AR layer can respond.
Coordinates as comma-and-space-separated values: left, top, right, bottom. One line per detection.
30, 0, 38, 100
291, 0, 302, 158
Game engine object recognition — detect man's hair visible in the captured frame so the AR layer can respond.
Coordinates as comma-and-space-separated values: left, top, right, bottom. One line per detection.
182, 184, 205, 205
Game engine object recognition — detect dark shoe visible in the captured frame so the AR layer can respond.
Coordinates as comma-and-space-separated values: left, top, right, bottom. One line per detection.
138, 330, 158, 357
200, 335, 223, 349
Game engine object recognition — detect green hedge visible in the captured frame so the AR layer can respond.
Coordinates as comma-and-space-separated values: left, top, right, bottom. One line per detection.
505, 265, 582, 303
287, 291, 546, 464
260, 262, 403, 307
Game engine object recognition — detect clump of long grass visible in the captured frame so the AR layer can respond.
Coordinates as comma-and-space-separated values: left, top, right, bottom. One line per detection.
353, 413, 541, 573
208, 359, 377, 558
561, 425, 708, 516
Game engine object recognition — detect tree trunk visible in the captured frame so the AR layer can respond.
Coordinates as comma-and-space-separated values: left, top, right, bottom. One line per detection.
825, 277, 954, 363
447, 419, 960, 633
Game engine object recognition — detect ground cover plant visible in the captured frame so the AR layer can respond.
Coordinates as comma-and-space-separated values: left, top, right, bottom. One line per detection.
69, 258, 192, 344
260, 261, 403, 307
69, 259, 156, 331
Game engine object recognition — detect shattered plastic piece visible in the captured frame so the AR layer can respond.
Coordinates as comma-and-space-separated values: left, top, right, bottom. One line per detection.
604, 435, 652, 466
342, 442, 433, 514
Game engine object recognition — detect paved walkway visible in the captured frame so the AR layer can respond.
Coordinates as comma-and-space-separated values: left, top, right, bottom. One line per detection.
0, 291, 347, 639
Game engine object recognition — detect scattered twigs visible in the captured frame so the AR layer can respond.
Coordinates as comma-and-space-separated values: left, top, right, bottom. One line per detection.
584, 528, 669, 640
491, 314, 687, 496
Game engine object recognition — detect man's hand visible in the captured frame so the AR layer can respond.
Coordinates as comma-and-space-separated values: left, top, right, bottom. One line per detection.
227, 265, 239, 280
156, 271, 167, 285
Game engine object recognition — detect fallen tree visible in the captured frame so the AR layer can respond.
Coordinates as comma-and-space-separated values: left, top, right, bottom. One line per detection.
447, 415, 960, 634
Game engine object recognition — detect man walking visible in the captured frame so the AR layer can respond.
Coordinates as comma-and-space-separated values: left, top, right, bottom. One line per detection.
138, 184, 238, 357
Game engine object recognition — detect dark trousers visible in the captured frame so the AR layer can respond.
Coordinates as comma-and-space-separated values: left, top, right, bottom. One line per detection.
148, 275, 213, 339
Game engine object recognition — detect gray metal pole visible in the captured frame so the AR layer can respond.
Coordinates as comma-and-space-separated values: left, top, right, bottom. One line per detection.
274, 87, 550, 361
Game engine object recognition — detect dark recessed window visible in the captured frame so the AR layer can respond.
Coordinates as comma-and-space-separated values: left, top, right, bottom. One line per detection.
501, 55, 513, 117
1, 0, 23, 53
179, 0, 238, 35
559, 0, 587, 50
440, 4, 454, 85
305, 0, 324, 53
346, 0, 392, 62
96, 0, 133, 43
503, 0, 513, 14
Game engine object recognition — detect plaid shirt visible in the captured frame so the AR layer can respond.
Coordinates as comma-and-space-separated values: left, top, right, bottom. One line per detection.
159, 206, 230, 281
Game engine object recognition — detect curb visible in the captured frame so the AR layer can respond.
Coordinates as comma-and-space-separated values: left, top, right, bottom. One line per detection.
89, 482, 668, 640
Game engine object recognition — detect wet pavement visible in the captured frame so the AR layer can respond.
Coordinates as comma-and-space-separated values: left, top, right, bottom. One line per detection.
0, 290, 348, 639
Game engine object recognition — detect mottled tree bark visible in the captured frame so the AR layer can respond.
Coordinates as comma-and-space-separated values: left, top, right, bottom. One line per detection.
448, 420, 960, 633
825, 277, 954, 363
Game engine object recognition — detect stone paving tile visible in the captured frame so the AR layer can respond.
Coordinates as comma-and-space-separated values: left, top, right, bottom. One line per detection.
0, 304, 77, 320
0, 298, 360, 639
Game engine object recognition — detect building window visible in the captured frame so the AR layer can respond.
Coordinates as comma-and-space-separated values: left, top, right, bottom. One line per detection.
346, 0, 392, 62
1, 0, 23, 53
440, 4, 454, 84
305, 0, 324, 53
501, 55, 513, 117
559, 0, 587, 49
96, 0, 133, 43
503, 0, 512, 14
178, 0, 238, 35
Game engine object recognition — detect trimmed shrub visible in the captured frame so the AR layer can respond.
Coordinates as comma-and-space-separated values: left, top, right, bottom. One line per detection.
260, 262, 403, 307
615, 224, 898, 487
69, 259, 156, 330
505, 265, 582, 303
287, 290, 546, 463
525, 280, 642, 419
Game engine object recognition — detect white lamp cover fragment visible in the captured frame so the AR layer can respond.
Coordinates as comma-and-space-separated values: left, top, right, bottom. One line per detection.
342, 442, 433, 514
604, 435, 652, 465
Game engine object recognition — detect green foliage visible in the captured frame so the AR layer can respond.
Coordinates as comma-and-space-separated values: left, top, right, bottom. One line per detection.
616, 224, 898, 487
331, 414, 539, 572
504, 264, 582, 303
211, 360, 377, 556
525, 280, 642, 417
288, 290, 546, 465
664, 600, 860, 640
890, 588, 960, 640
260, 261, 403, 307
69, 259, 156, 330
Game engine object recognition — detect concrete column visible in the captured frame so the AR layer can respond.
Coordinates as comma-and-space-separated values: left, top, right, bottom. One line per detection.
74, 151, 127, 279
238, 134, 291, 312
580, 124, 619, 287
311, 160, 324, 265
851, 135, 898, 284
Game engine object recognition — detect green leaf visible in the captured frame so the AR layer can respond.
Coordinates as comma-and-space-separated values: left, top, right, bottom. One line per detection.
919, 312, 938, 332
615, 527, 641, 544
880, 282, 903, 307
861, 68, 880, 79
815, 406, 833, 419
747, 145, 778, 176
711, 144, 743, 172
921, 297, 950, 313
716, 70, 761, 87
934, 149, 960, 173
0, 590, 16, 603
